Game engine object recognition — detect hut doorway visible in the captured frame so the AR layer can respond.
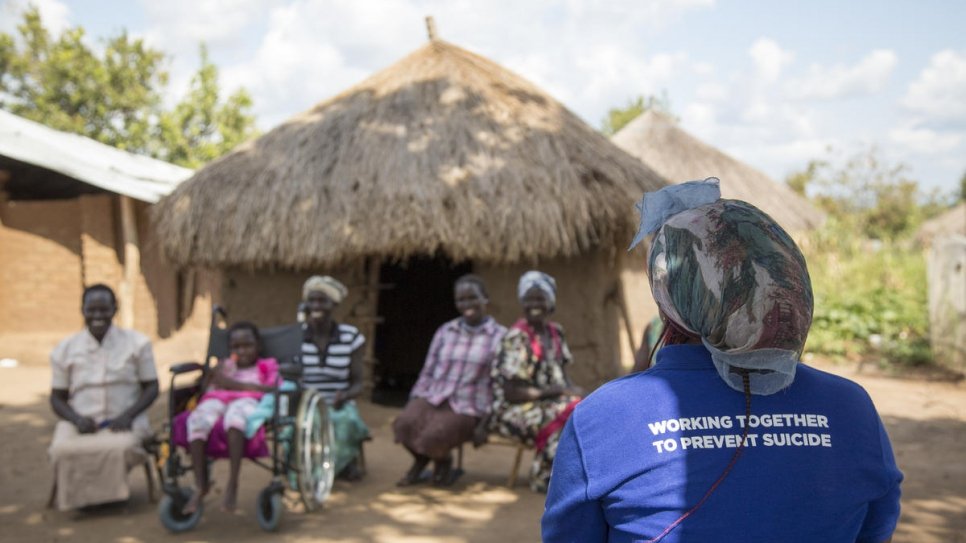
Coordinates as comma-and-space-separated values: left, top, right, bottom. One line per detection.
372, 255, 471, 406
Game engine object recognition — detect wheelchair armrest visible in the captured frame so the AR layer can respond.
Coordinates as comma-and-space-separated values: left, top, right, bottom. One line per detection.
169, 362, 205, 375
278, 361, 303, 381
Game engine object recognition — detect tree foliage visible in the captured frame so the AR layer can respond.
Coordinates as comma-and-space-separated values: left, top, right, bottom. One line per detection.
0, 7, 256, 167
788, 147, 959, 367
600, 92, 674, 136
784, 147, 953, 241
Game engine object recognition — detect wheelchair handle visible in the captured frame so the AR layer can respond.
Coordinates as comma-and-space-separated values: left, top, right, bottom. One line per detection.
169, 362, 205, 375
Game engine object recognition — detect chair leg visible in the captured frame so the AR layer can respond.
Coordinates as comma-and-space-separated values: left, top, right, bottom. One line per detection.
456, 443, 464, 472
144, 459, 157, 503
46, 478, 57, 510
508, 445, 524, 488
357, 444, 367, 475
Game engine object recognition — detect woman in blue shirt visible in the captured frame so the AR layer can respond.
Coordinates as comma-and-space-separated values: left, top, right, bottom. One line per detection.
542, 179, 902, 543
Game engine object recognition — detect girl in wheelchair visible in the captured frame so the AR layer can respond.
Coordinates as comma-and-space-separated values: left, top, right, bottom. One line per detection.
183, 321, 278, 514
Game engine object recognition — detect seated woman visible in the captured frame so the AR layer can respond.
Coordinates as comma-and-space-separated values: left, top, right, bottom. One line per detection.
299, 275, 370, 480
183, 321, 278, 514
393, 274, 507, 486
490, 271, 583, 493
48, 284, 159, 511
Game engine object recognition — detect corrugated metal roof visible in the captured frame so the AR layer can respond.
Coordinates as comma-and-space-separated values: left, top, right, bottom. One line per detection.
0, 109, 192, 203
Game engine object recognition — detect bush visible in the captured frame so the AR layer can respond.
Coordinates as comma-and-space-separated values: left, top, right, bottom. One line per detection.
802, 218, 932, 366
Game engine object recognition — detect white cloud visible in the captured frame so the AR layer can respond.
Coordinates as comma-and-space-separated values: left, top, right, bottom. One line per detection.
1, 0, 70, 35
198, 0, 717, 129
901, 49, 966, 126
695, 81, 727, 102
889, 124, 963, 155
139, 0, 279, 49
749, 37, 793, 83
788, 49, 897, 100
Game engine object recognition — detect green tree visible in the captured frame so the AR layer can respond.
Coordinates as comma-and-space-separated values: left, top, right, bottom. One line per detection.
156, 46, 256, 168
0, 7, 256, 166
785, 159, 826, 197
600, 92, 674, 136
0, 9, 166, 153
784, 146, 948, 241
960, 170, 966, 202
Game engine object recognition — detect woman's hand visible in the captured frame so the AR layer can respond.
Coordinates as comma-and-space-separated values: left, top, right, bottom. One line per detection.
73, 415, 97, 434
332, 391, 347, 410
540, 384, 567, 399
564, 385, 585, 398
108, 414, 134, 432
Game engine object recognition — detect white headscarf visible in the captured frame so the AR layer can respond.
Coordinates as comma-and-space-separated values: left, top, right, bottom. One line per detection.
302, 275, 348, 304
518, 270, 557, 309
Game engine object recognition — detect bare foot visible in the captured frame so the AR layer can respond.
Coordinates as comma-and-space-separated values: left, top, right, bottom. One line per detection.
221, 483, 238, 513
181, 487, 207, 516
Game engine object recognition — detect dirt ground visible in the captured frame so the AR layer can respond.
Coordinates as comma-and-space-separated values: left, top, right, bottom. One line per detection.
0, 356, 962, 543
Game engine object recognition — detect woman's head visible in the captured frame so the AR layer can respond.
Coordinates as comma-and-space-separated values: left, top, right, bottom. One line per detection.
302, 275, 347, 324
636, 179, 813, 395
454, 274, 489, 326
82, 284, 117, 341
228, 321, 261, 366
518, 271, 556, 326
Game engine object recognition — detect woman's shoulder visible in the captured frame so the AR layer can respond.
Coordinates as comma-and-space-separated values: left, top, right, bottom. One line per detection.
794, 364, 877, 408
335, 322, 362, 339
502, 326, 528, 342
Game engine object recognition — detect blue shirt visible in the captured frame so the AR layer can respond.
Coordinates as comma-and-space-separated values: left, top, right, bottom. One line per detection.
542, 345, 902, 543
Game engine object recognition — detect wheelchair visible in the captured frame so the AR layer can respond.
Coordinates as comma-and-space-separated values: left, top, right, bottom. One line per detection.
154, 307, 336, 532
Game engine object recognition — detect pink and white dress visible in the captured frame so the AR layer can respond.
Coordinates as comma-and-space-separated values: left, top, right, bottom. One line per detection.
186, 357, 278, 442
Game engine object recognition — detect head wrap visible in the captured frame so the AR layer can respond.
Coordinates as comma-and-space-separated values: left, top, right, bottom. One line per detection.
631, 178, 813, 395
302, 275, 348, 304
518, 270, 557, 309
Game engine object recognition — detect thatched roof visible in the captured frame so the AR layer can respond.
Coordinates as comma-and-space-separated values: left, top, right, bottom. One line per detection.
612, 110, 826, 232
153, 39, 665, 269
917, 203, 965, 246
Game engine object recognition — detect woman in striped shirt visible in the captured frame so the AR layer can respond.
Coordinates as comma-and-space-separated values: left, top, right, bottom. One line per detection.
300, 275, 370, 481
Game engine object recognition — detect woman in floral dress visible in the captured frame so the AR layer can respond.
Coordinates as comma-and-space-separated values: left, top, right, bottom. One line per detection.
489, 271, 583, 492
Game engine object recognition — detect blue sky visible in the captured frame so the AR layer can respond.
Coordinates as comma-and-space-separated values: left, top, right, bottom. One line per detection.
3, 0, 964, 196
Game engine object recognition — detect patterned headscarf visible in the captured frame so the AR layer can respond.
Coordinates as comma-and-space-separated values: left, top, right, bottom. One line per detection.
302, 275, 348, 304
632, 178, 813, 395
518, 270, 557, 309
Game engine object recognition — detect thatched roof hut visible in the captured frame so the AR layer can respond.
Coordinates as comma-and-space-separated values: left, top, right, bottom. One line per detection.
612, 110, 826, 232
155, 39, 664, 269
153, 35, 666, 398
917, 203, 965, 246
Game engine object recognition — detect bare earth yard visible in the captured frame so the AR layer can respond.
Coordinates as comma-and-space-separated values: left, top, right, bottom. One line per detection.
1, 356, 962, 543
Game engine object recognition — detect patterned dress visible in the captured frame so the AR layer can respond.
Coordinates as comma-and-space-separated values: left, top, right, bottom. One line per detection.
490, 320, 579, 492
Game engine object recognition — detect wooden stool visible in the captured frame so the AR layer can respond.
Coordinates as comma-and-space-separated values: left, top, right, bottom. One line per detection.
457, 436, 528, 488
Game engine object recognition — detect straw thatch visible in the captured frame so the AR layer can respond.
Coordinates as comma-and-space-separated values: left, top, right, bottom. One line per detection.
153, 39, 665, 269
612, 110, 826, 232
917, 203, 965, 246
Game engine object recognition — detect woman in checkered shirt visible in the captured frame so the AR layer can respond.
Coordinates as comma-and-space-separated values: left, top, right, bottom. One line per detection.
393, 274, 507, 487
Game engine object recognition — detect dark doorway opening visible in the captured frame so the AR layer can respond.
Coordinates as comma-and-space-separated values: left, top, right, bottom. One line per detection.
371, 255, 471, 406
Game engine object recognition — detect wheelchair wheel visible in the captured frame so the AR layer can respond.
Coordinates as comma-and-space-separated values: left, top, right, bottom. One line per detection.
158, 487, 203, 533
293, 390, 336, 511
255, 486, 283, 531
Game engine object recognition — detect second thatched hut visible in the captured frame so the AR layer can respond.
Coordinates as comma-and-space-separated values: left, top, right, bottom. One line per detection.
154, 36, 665, 401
